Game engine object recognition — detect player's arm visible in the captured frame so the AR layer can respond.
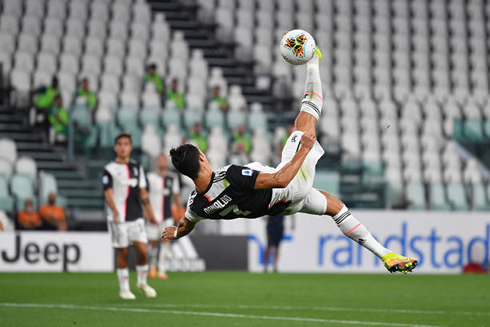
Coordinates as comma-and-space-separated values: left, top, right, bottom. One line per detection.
162, 217, 196, 241
104, 188, 119, 224
138, 165, 157, 224
172, 194, 184, 224
140, 188, 157, 224
254, 132, 316, 190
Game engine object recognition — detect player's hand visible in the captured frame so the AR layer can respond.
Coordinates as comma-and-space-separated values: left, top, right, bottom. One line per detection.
162, 226, 177, 241
300, 132, 316, 150
112, 210, 119, 224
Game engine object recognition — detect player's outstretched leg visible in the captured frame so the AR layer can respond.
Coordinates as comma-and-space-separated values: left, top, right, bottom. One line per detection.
294, 46, 323, 135
301, 189, 417, 273
318, 190, 418, 274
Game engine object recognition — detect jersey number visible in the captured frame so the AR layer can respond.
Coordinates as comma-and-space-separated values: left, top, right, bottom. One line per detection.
219, 205, 251, 217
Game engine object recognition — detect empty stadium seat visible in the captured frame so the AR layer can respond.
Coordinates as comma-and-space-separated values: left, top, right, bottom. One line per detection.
447, 183, 469, 210
10, 174, 35, 210
140, 106, 162, 131
0, 176, 14, 212
141, 124, 162, 158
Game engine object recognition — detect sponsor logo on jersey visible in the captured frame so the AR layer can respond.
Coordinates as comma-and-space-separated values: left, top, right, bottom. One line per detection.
242, 169, 253, 176
102, 176, 109, 185
203, 195, 232, 215
121, 178, 138, 187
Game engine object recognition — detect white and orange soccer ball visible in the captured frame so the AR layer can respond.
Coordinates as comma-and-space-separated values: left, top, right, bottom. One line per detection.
280, 29, 316, 65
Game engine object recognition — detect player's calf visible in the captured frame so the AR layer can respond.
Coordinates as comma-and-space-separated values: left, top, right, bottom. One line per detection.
300, 46, 323, 121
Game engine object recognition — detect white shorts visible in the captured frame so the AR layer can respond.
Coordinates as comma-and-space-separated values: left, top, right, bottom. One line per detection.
146, 218, 175, 241
107, 218, 148, 248
249, 131, 328, 216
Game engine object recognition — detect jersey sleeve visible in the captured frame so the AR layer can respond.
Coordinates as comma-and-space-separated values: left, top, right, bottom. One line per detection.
139, 165, 148, 189
102, 169, 113, 190
184, 209, 203, 222
226, 165, 260, 191
184, 191, 203, 222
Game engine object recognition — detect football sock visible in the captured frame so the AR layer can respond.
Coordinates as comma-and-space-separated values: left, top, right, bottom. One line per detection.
332, 206, 391, 259
158, 242, 171, 273
117, 268, 130, 292
300, 53, 323, 121
148, 244, 158, 268
136, 265, 149, 286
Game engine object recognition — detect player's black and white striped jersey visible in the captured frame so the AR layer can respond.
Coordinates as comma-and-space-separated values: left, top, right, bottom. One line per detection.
103, 160, 147, 222
147, 171, 180, 222
184, 165, 290, 222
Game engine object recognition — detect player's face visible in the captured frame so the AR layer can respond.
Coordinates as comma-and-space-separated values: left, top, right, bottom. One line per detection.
114, 137, 132, 159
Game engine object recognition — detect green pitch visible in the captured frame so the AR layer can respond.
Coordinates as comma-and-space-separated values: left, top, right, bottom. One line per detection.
1, 272, 489, 327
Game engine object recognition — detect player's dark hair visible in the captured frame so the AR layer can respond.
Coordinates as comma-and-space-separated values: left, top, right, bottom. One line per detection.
114, 132, 132, 145
169, 144, 201, 180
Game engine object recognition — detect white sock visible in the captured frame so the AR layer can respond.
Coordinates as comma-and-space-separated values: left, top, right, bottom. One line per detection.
117, 268, 130, 292
136, 265, 148, 286
332, 206, 391, 259
300, 54, 323, 120
158, 242, 171, 273
148, 244, 158, 268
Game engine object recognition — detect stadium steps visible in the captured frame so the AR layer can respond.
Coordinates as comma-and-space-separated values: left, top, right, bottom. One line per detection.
0, 106, 104, 212
147, 0, 277, 110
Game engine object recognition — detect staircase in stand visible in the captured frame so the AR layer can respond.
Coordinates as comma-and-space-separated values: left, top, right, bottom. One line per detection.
0, 106, 105, 222
147, 0, 279, 111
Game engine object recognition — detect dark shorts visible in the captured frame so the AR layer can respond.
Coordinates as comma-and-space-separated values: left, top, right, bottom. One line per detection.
267, 224, 284, 247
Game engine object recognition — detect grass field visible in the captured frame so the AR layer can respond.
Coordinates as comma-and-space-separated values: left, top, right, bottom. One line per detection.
1, 272, 489, 327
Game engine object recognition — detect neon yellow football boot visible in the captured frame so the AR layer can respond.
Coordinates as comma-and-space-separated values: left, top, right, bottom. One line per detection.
382, 252, 418, 274
314, 46, 322, 62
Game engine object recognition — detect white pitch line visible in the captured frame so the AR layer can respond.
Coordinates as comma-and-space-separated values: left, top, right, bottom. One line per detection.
117, 302, 490, 317
0, 302, 446, 327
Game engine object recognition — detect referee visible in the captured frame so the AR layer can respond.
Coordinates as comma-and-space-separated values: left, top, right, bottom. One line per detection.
103, 132, 157, 300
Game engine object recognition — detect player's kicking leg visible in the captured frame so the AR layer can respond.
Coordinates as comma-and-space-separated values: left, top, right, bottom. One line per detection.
292, 47, 417, 273
293, 46, 323, 136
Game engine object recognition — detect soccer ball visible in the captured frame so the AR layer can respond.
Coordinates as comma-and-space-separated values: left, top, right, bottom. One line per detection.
280, 29, 316, 65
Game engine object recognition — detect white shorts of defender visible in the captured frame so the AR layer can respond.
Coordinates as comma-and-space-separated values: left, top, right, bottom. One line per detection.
146, 218, 174, 241
107, 218, 148, 248
247, 131, 327, 216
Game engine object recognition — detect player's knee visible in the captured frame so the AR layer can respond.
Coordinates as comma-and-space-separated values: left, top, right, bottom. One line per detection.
324, 194, 345, 216
118, 247, 129, 258
136, 251, 148, 263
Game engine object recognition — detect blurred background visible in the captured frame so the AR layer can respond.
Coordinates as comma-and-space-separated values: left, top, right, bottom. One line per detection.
0, 0, 489, 273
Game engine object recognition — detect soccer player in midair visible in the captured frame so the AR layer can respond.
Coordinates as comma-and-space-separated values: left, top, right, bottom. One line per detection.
162, 47, 417, 274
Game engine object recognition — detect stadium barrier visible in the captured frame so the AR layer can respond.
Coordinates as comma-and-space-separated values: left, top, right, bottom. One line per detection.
246, 211, 490, 274
0, 232, 113, 272
0, 232, 247, 272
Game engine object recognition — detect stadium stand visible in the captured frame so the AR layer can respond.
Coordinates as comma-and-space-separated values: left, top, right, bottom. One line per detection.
0, 0, 488, 226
